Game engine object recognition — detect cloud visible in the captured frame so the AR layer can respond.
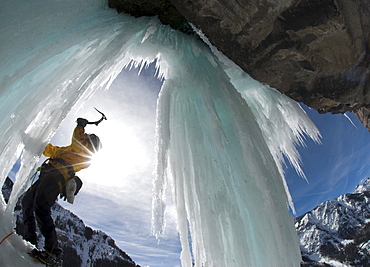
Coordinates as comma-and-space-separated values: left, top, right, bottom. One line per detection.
287, 105, 370, 217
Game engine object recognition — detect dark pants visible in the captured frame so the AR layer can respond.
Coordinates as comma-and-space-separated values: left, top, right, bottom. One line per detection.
22, 165, 63, 256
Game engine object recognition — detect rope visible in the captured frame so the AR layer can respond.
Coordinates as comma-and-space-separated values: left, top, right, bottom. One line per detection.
0, 232, 13, 245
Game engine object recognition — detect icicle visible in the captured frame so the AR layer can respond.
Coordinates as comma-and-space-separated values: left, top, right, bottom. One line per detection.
0, 0, 320, 266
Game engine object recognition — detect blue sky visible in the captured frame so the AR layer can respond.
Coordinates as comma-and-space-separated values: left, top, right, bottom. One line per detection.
285, 105, 370, 217
54, 67, 370, 266
52, 64, 182, 267
6, 63, 370, 266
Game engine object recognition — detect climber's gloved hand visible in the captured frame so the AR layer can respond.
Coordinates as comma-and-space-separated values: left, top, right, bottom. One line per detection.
77, 118, 88, 128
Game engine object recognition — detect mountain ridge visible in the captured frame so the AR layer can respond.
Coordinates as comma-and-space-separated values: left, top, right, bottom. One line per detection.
4, 176, 370, 266
108, 0, 370, 131
296, 177, 370, 266
2, 177, 140, 267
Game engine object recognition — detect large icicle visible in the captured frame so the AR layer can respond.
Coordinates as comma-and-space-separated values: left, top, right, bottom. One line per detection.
1, 0, 319, 266
196, 31, 322, 214
153, 38, 303, 266
0, 1, 163, 265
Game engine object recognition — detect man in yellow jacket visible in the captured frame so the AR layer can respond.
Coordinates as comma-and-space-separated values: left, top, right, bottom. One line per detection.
22, 118, 101, 264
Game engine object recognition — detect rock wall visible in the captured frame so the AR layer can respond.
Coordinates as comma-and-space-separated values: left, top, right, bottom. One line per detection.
109, 0, 370, 130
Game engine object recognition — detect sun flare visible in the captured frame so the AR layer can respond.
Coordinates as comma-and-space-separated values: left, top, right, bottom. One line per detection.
80, 121, 151, 186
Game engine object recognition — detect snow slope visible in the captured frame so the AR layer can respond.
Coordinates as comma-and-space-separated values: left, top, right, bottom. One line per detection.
296, 178, 370, 266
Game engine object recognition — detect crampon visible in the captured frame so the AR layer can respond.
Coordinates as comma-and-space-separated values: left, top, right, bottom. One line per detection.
28, 249, 63, 267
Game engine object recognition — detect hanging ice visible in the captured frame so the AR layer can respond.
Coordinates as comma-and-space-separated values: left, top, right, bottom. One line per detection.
0, 0, 320, 266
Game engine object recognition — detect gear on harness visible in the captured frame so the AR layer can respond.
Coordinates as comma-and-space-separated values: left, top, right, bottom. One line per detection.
29, 158, 50, 187
46, 158, 83, 204
59, 176, 83, 204
29, 158, 83, 204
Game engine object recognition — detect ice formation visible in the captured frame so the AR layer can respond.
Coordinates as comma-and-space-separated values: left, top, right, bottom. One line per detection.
0, 0, 320, 266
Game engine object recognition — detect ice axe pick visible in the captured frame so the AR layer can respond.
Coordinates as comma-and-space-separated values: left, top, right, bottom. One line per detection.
87, 108, 107, 126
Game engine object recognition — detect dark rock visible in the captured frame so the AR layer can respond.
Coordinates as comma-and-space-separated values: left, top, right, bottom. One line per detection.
1, 177, 13, 203
108, 0, 194, 34
108, 0, 370, 131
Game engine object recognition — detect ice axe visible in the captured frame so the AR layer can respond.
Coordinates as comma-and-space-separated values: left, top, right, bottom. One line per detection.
87, 108, 107, 126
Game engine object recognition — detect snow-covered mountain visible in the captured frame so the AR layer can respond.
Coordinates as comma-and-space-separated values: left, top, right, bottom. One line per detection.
5, 174, 370, 267
2, 178, 139, 267
296, 178, 370, 267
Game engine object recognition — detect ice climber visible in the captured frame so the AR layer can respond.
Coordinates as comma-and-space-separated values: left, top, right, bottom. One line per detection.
21, 116, 103, 265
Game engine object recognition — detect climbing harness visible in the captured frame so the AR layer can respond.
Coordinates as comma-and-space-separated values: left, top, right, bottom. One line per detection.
30, 157, 82, 204
29, 158, 74, 192
29, 158, 49, 187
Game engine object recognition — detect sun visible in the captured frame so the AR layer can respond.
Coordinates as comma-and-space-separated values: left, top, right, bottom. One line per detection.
80, 121, 151, 186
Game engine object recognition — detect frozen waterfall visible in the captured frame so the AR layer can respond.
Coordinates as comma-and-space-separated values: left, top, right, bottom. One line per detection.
0, 0, 320, 266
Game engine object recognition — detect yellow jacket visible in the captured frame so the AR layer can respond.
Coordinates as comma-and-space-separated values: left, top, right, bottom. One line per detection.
43, 126, 93, 181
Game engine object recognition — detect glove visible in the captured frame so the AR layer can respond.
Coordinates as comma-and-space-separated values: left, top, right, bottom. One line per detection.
77, 118, 88, 128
